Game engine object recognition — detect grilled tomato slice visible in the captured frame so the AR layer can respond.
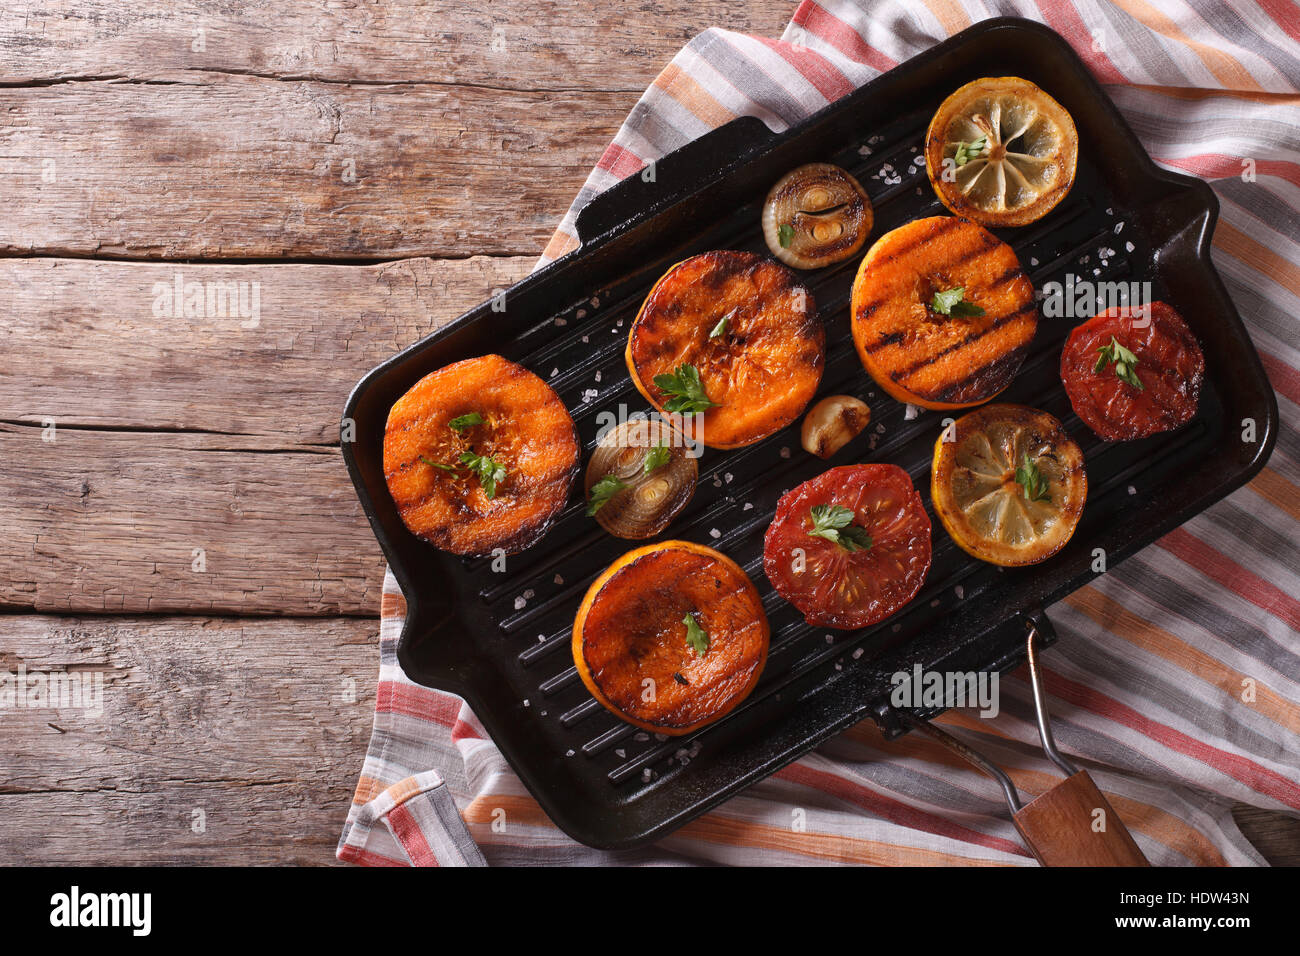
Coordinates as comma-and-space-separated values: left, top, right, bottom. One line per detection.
931, 404, 1086, 566
763, 464, 932, 629
573, 541, 770, 735
925, 76, 1078, 227
383, 354, 579, 556
1060, 301, 1204, 441
851, 216, 1037, 410
627, 250, 825, 449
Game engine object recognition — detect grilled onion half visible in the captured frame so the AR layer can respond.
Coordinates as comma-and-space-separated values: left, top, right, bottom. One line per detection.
585, 418, 697, 539
762, 162, 873, 269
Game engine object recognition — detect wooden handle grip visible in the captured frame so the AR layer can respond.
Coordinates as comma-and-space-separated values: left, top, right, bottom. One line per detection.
1012, 770, 1150, 867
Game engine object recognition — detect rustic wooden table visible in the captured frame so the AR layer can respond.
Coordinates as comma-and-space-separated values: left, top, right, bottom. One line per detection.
2, 1, 1295, 866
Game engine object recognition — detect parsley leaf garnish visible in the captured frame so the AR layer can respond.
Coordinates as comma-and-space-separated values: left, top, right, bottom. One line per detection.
931, 287, 986, 318
953, 135, 987, 167
778, 223, 795, 248
1014, 453, 1052, 503
807, 504, 873, 552
1094, 336, 1143, 390
448, 412, 484, 433
682, 613, 709, 657
586, 474, 626, 515
643, 441, 671, 475
459, 450, 507, 499
652, 363, 720, 415
420, 455, 457, 472
710, 306, 740, 340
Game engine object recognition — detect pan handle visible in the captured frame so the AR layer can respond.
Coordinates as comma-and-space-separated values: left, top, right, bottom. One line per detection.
573, 116, 776, 248
900, 613, 1151, 866
1012, 618, 1151, 867
1012, 770, 1151, 866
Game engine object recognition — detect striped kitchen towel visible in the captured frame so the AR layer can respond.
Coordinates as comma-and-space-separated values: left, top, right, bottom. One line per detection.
338, 0, 1300, 866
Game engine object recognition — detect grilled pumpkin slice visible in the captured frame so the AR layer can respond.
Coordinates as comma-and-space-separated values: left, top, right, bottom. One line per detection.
573, 540, 770, 736
850, 216, 1037, 410
383, 354, 579, 556
627, 251, 825, 449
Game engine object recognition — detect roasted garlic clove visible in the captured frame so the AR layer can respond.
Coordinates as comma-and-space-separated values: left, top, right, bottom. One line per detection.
801, 395, 871, 458
762, 163, 873, 269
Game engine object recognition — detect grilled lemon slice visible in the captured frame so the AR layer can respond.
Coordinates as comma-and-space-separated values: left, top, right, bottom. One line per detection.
931, 404, 1086, 566
925, 77, 1078, 227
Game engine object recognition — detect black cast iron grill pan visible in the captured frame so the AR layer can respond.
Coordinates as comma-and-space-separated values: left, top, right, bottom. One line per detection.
340, 18, 1278, 850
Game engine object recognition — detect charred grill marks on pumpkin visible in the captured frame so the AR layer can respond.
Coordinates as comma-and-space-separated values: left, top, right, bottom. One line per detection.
892, 301, 1037, 384
574, 543, 769, 733
863, 216, 963, 269
850, 217, 1037, 410
931, 346, 1030, 403
627, 251, 825, 449
986, 264, 1026, 290
382, 354, 579, 556
855, 234, 1006, 348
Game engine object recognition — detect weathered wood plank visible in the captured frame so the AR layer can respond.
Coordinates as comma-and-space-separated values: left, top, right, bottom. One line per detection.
0, 614, 376, 865
0, 0, 794, 90
1232, 806, 1300, 867
0, 76, 630, 259
1, 423, 385, 615
0, 255, 533, 443
1, 255, 536, 616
